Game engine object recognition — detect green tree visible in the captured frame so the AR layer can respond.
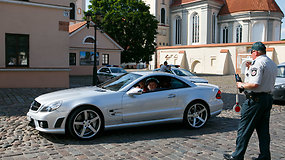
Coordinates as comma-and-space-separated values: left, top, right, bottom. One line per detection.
88, 0, 158, 63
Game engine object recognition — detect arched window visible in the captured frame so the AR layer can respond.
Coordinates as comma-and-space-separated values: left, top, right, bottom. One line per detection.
175, 17, 182, 45
161, 8, 166, 24
222, 26, 228, 43
192, 13, 199, 43
236, 25, 242, 43
83, 36, 95, 44
212, 13, 216, 43
70, 3, 75, 20
252, 22, 264, 42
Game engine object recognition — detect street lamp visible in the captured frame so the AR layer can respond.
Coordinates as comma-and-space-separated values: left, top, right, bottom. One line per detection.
85, 11, 103, 86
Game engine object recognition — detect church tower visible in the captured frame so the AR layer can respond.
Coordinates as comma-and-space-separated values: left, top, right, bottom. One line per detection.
69, 0, 86, 23
143, 0, 171, 47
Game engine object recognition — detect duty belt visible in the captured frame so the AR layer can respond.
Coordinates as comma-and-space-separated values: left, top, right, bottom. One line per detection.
244, 91, 270, 101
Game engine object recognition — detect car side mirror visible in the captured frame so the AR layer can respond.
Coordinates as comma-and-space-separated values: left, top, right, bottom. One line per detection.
127, 88, 143, 96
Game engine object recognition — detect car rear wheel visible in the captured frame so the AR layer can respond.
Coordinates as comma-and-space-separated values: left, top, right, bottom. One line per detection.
184, 102, 209, 128
67, 106, 103, 139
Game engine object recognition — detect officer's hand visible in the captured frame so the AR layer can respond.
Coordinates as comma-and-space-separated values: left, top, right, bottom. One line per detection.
236, 82, 243, 89
246, 62, 251, 69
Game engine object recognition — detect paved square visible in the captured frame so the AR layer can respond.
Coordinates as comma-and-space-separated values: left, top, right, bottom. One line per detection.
0, 75, 284, 160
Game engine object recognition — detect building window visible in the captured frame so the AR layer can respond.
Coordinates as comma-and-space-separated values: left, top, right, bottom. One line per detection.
192, 13, 199, 43
222, 26, 229, 43
236, 25, 242, 43
175, 17, 181, 45
80, 51, 99, 66
69, 53, 76, 65
212, 13, 216, 43
5, 33, 29, 67
161, 8, 166, 24
102, 54, 109, 65
70, 3, 75, 20
84, 37, 95, 44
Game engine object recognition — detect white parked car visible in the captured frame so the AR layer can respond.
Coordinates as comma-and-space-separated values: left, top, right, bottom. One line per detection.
97, 67, 127, 83
27, 72, 223, 139
154, 68, 208, 83
273, 63, 285, 101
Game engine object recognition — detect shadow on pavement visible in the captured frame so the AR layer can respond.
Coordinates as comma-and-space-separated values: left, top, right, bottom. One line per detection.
40, 115, 239, 145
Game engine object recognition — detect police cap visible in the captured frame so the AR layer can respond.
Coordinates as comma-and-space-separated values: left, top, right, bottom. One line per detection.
251, 42, 266, 52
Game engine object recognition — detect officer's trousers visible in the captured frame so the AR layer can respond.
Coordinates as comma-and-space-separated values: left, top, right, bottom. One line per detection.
232, 93, 272, 160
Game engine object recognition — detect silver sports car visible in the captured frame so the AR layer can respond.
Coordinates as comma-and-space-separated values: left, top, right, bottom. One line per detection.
27, 72, 223, 139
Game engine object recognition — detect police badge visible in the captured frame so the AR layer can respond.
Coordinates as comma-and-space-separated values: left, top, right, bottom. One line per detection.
251, 68, 257, 76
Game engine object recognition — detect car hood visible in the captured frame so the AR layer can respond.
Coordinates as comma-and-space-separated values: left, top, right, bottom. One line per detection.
275, 77, 285, 86
35, 86, 111, 104
182, 76, 209, 83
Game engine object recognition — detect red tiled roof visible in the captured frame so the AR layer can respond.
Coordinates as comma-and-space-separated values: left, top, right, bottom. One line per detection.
219, 0, 283, 15
171, 0, 224, 7
69, 21, 86, 34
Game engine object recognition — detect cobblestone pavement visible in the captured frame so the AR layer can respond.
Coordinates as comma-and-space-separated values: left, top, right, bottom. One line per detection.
0, 75, 284, 160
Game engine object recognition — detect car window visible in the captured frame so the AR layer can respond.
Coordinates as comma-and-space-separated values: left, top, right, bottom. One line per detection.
172, 68, 195, 76
100, 73, 141, 91
277, 66, 285, 78
170, 78, 189, 89
110, 68, 127, 73
135, 76, 189, 93
99, 68, 110, 73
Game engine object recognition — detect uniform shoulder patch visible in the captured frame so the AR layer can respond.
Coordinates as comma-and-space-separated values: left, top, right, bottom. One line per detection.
251, 68, 257, 76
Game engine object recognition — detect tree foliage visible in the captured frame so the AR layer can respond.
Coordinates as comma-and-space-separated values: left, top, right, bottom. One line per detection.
88, 0, 158, 63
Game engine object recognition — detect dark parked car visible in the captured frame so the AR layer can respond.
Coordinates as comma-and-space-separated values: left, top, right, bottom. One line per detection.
273, 63, 285, 101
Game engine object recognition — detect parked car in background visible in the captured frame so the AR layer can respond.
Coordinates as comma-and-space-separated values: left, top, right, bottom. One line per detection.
97, 66, 127, 84
27, 72, 223, 139
154, 67, 208, 83
273, 63, 285, 101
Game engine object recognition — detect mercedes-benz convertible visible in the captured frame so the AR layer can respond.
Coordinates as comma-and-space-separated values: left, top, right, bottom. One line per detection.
27, 72, 223, 139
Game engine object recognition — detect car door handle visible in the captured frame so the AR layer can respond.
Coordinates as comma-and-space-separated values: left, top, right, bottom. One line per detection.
168, 94, 176, 98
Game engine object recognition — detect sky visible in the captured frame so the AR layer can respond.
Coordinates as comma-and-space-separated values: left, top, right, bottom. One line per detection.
86, 0, 285, 39
276, 0, 285, 39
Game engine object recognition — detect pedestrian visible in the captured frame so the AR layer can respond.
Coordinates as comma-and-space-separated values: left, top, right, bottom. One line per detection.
223, 42, 277, 160
160, 61, 171, 72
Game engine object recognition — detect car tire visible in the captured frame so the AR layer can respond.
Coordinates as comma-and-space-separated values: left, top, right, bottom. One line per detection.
67, 106, 104, 139
183, 101, 209, 129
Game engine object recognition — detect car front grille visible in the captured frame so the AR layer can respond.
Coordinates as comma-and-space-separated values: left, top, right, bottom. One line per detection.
30, 100, 41, 111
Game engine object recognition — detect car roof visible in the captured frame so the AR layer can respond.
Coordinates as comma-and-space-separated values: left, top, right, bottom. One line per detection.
278, 62, 285, 67
101, 67, 123, 69
131, 71, 172, 76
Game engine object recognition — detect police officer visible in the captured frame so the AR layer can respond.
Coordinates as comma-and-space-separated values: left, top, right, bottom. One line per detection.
224, 42, 277, 160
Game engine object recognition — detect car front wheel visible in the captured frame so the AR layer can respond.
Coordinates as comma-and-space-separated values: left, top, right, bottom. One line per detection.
184, 102, 209, 128
67, 106, 103, 139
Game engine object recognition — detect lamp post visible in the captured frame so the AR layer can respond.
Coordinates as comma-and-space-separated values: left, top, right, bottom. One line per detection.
85, 11, 103, 86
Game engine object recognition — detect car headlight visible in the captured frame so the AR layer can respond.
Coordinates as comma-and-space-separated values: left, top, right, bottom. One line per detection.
40, 101, 62, 112
274, 84, 285, 89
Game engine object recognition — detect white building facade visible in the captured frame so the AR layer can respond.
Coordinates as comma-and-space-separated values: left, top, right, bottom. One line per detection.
143, 0, 284, 47
144, 0, 284, 74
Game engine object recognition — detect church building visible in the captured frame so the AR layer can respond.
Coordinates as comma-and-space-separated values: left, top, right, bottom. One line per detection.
143, 0, 284, 47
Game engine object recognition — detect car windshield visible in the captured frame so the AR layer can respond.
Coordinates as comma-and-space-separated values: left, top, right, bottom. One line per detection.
110, 68, 127, 73
99, 73, 142, 91
172, 68, 195, 76
277, 66, 285, 78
